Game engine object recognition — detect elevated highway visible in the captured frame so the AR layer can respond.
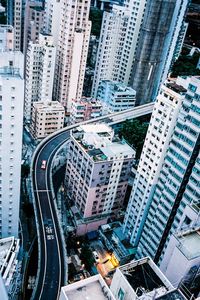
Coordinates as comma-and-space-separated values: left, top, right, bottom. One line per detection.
30, 102, 154, 300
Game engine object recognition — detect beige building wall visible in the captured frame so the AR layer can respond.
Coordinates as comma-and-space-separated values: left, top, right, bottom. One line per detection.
31, 101, 65, 139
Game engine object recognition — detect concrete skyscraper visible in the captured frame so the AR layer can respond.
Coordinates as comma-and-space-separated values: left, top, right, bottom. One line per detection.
7, 0, 22, 51
53, 0, 91, 112
92, 0, 189, 103
123, 79, 186, 250
24, 33, 56, 122
43, 0, 62, 45
0, 51, 24, 238
130, 0, 189, 105
124, 76, 200, 264
92, 0, 146, 97
91, 5, 129, 97
23, 0, 45, 56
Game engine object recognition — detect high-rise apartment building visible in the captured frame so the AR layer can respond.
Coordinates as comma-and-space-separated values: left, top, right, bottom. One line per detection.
24, 33, 56, 122
125, 76, 200, 264
123, 79, 186, 249
53, 0, 91, 112
0, 51, 24, 238
97, 80, 136, 113
92, 0, 189, 104
23, 0, 44, 56
65, 124, 135, 232
7, 0, 22, 51
43, 0, 62, 45
91, 5, 129, 97
130, 0, 189, 105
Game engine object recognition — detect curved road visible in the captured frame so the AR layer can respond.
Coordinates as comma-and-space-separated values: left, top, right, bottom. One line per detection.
30, 102, 154, 300
32, 131, 70, 300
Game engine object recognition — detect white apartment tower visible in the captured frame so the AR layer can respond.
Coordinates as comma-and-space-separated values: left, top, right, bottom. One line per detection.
43, 0, 62, 46
124, 76, 200, 264
0, 51, 24, 238
92, 0, 147, 97
123, 80, 187, 248
53, 0, 91, 112
92, 5, 130, 97
24, 33, 56, 122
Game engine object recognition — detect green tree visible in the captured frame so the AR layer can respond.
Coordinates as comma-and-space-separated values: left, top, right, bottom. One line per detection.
119, 119, 149, 159
21, 164, 30, 178
89, 8, 103, 37
80, 245, 95, 270
171, 53, 200, 77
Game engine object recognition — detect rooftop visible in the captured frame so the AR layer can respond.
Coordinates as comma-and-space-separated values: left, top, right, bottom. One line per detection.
72, 97, 102, 106
118, 257, 173, 298
72, 124, 135, 162
157, 289, 187, 300
123, 263, 164, 294
176, 228, 200, 259
100, 223, 135, 262
99, 80, 136, 95
61, 274, 116, 300
33, 101, 64, 111
165, 82, 187, 95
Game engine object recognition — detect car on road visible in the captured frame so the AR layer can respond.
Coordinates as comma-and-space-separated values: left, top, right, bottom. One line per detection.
41, 160, 47, 169
92, 251, 99, 262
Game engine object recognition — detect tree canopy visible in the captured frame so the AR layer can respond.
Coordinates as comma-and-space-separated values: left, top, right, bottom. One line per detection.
80, 244, 95, 271
119, 119, 149, 159
89, 8, 103, 37
171, 53, 200, 77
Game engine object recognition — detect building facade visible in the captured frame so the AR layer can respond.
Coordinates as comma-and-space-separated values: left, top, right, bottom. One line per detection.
130, 76, 200, 264
0, 25, 14, 51
110, 257, 185, 300
97, 80, 136, 113
69, 98, 102, 125
91, 5, 129, 97
92, 0, 189, 104
130, 0, 189, 105
7, 0, 22, 51
160, 224, 200, 298
0, 237, 20, 296
53, 0, 91, 112
123, 79, 186, 249
23, 1, 44, 56
43, 0, 62, 46
24, 33, 56, 122
30, 101, 64, 139
65, 124, 135, 232
0, 51, 24, 238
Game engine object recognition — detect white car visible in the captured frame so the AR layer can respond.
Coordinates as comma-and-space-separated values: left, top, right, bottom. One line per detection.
41, 160, 47, 169
92, 251, 99, 262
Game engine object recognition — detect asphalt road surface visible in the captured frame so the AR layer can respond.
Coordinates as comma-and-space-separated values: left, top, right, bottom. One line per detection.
32, 131, 70, 300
